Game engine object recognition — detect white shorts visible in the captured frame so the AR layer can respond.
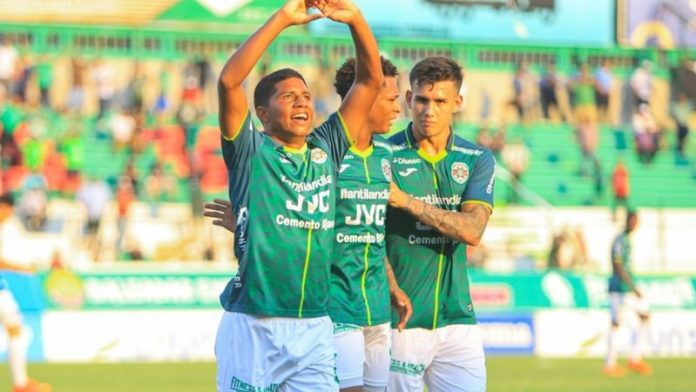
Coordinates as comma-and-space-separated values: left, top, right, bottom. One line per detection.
610, 292, 650, 325
389, 325, 486, 392
215, 311, 338, 392
0, 289, 21, 327
334, 322, 391, 390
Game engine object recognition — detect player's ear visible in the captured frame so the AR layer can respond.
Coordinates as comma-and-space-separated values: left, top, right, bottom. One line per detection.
255, 106, 269, 125
405, 90, 413, 110
454, 94, 463, 114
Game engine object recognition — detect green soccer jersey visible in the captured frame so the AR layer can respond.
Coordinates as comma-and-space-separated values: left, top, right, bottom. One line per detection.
328, 136, 393, 327
609, 233, 633, 293
387, 124, 496, 330
219, 112, 352, 318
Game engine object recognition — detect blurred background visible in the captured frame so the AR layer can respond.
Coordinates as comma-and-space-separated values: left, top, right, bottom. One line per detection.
0, 0, 695, 391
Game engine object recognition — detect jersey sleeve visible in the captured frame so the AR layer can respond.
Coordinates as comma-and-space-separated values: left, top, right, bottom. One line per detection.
462, 149, 496, 210
220, 111, 263, 171
309, 111, 353, 169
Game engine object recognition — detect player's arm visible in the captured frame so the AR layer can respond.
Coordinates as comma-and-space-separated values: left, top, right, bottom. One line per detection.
218, 0, 324, 139
613, 255, 640, 297
390, 187, 491, 246
385, 257, 412, 331
322, 0, 382, 143
389, 151, 496, 246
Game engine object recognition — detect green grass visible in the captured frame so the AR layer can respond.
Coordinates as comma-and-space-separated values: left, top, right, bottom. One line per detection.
6, 358, 696, 391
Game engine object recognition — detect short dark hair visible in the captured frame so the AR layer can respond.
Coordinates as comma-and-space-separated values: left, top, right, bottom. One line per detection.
253, 68, 307, 108
0, 193, 14, 207
334, 56, 399, 100
409, 56, 463, 90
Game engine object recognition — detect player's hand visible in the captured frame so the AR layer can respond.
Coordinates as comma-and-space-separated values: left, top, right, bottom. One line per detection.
278, 0, 324, 26
388, 182, 408, 209
203, 199, 236, 233
391, 286, 413, 332
313, 0, 360, 25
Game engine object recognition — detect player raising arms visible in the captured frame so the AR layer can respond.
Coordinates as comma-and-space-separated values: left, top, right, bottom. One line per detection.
386, 56, 496, 392
329, 56, 410, 392
214, 0, 382, 391
206, 55, 412, 392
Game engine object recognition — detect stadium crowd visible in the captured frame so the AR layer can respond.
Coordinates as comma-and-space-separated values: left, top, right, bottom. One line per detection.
0, 35, 694, 264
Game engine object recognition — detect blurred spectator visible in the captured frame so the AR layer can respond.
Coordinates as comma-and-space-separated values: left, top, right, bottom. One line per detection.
122, 62, 145, 114
122, 161, 140, 194
115, 174, 135, 255
146, 161, 175, 218
0, 94, 23, 168
18, 171, 47, 231
632, 104, 660, 164
512, 62, 536, 123
13, 56, 33, 103
109, 108, 136, 152
0, 36, 18, 96
670, 58, 696, 102
570, 64, 598, 126
20, 135, 46, 172
153, 66, 171, 117
539, 63, 563, 121
92, 59, 116, 119
36, 56, 53, 108
594, 59, 614, 123
59, 125, 85, 194
76, 177, 112, 261
547, 226, 587, 269
501, 137, 529, 205
576, 120, 603, 199
630, 60, 653, 108
672, 92, 692, 160
67, 58, 86, 113
476, 120, 506, 158
611, 160, 630, 221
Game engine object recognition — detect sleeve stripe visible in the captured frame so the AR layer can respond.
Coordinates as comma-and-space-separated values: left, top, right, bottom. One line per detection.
222, 112, 250, 142
337, 111, 355, 146
462, 200, 493, 212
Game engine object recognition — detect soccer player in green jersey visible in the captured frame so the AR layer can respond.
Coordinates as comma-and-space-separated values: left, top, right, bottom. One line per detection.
329, 56, 410, 392
604, 210, 652, 377
206, 55, 412, 392
385, 56, 496, 392
214, 0, 382, 390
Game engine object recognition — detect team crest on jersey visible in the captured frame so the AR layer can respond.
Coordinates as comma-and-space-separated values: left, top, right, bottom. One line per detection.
381, 159, 392, 182
451, 162, 469, 184
311, 148, 328, 164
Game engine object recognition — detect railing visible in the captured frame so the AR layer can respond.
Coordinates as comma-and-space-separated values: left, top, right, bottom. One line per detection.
1, 22, 694, 75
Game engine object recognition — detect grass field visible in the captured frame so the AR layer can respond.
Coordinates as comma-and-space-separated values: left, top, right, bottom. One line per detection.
4, 358, 695, 391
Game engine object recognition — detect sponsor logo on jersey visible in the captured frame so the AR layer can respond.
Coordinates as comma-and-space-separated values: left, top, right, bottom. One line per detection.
452, 146, 483, 156
281, 175, 333, 192
451, 162, 470, 184
311, 148, 328, 164
398, 168, 418, 177
395, 157, 421, 165
381, 159, 392, 181
339, 164, 351, 174
279, 156, 291, 164
486, 161, 496, 194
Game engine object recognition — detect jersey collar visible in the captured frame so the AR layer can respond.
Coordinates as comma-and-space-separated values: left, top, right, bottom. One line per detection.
405, 122, 455, 164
